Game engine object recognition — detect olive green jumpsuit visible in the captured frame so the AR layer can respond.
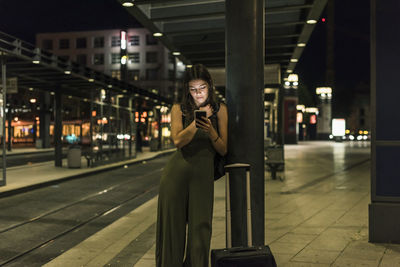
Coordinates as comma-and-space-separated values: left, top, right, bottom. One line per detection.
156, 115, 217, 267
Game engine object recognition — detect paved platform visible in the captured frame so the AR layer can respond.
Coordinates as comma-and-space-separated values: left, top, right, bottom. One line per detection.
7, 141, 400, 266
0, 147, 175, 197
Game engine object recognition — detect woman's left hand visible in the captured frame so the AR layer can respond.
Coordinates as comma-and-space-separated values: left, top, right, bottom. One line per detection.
196, 116, 216, 136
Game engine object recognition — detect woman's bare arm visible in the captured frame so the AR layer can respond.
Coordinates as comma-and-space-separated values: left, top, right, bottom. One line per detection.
211, 103, 228, 156
170, 104, 198, 149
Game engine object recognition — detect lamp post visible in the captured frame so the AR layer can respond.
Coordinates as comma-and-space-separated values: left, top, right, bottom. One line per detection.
316, 87, 332, 140
283, 74, 299, 144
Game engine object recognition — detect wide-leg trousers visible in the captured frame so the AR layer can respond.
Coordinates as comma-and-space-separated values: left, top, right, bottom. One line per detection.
156, 151, 214, 267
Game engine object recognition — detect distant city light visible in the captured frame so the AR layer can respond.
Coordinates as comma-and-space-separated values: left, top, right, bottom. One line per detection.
30, 98, 37, 103
172, 51, 181, 56
64, 70, 71, 75
88, 78, 95, 82
29, 87, 34, 91
307, 19, 317, 24
186, 64, 193, 68
322, 18, 326, 22
288, 74, 298, 82
153, 32, 163, 37
121, 55, 127, 65
286, 69, 293, 73
107, 84, 112, 88
32, 59, 40, 64
290, 58, 298, 63
297, 43, 306, 47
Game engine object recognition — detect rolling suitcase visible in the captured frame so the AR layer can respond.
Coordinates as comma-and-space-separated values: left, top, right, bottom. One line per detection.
211, 163, 277, 267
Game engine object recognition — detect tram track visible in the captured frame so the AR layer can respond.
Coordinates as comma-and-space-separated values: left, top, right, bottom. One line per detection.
0, 158, 167, 266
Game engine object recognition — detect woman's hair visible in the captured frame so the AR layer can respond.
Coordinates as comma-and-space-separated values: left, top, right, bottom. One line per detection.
181, 64, 218, 120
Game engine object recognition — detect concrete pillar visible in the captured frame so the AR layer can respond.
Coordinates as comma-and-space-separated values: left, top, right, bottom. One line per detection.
226, 0, 265, 246
54, 91, 62, 167
39, 91, 51, 148
369, 0, 400, 243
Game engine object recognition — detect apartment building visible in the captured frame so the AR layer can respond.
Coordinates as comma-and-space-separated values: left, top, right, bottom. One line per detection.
36, 28, 185, 99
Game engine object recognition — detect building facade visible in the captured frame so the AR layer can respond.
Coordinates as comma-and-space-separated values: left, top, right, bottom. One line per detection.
36, 28, 185, 99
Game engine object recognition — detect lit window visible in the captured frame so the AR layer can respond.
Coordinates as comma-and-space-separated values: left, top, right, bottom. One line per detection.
111, 53, 121, 64
128, 52, 140, 63
94, 53, 104, 65
129, 35, 140, 46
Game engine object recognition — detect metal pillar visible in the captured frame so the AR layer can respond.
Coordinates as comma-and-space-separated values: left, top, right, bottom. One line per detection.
90, 89, 94, 155
39, 91, 51, 148
226, 0, 265, 246
54, 90, 62, 167
7, 98, 11, 151
369, 0, 400, 243
1, 57, 7, 186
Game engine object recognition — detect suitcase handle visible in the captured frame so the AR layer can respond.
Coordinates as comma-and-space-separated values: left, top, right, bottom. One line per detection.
224, 163, 252, 248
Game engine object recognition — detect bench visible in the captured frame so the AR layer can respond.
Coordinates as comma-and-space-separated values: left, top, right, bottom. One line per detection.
265, 145, 284, 180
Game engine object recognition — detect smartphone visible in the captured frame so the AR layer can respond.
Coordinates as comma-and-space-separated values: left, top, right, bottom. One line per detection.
194, 110, 207, 128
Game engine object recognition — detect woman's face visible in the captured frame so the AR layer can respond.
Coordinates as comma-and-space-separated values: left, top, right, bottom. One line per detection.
189, 79, 209, 107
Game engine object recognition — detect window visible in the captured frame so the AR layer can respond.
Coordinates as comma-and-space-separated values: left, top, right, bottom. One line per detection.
128, 70, 140, 81
111, 36, 121, 47
58, 55, 70, 61
94, 53, 104, 65
76, 37, 87, 48
59, 39, 69, 49
146, 34, 158, 45
42, 39, 53, 50
111, 70, 121, 80
76, 54, 87, 65
111, 53, 121, 64
93, 36, 104, 48
128, 52, 140, 63
360, 108, 365, 116
146, 69, 158, 80
129, 35, 140, 46
146, 51, 158, 63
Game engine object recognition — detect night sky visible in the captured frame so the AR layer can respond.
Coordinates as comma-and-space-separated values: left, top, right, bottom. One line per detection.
0, 0, 370, 117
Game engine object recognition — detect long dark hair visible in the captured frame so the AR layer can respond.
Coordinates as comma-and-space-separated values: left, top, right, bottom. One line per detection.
181, 64, 218, 121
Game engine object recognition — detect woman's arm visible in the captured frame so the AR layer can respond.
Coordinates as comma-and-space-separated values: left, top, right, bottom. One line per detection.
170, 104, 198, 149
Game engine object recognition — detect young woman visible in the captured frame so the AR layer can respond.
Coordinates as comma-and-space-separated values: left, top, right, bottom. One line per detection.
156, 64, 228, 266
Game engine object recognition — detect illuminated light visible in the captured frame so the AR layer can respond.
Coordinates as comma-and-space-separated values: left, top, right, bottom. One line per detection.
141, 118, 146, 123
363, 135, 368, 140
290, 58, 298, 63
297, 43, 306, 47
332, 118, 346, 136
122, 1, 134, 7
342, 136, 346, 140
155, 105, 161, 109
83, 98, 88, 102
345, 129, 350, 134
286, 69, 293, 73
122, 89, 127, 93
288, 74, 298, 82
305, 107, 318, 113
310, 114, 317, 125
101, 89, 106, 100
134, 93, 139, 97
32, 60, 40, 64
357, 135, 363, 141
68, 95, 72, 99
88, 78, 95, 82
359, 130, 363, 135
144, 96, 150, 100
143, 111, 148, 118
29, 98, 37, 103
363, 130, 369, 135
296, 105, 305, 112
293, 81, 299, 86
153, 32, 163, 37
64, 70, 71, 75
316, 87, 332, 95
329, 134, 333, 139
349, 135, 355, 140
135, 118, 139, 122
108, 84, 112, 88
92, 110, 97, 117
284, 81, 290, 86
50, 92, 55, 95
172, 51, 181, 56
322, 18, 326, 22
186, 65, 193, 68
29, 87, 34, 91
121, 55, 127, 65
14, 117, 18, 122
120, 31, 127, 49
297, 112, 303, 123
307, 19, 317, 24
36, 116, 40, 121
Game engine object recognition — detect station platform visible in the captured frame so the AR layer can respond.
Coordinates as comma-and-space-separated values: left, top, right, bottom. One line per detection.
4, 141, 400, 266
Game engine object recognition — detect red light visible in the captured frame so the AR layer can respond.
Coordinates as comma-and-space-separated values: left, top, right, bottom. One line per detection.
322, 18, 326, 22
310, 114, 317, 124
